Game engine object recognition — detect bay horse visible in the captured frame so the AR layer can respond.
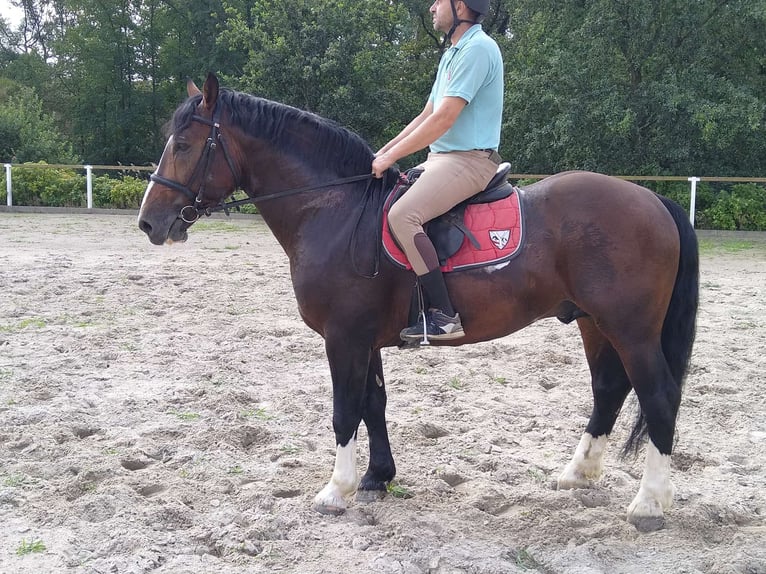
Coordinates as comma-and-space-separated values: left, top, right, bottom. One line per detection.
138, 73, 698, 532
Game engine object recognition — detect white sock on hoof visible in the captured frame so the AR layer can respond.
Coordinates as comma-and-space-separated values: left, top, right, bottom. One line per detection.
558, 432, 608, 489
627, 440, 675, 526
313, 438, 358, 510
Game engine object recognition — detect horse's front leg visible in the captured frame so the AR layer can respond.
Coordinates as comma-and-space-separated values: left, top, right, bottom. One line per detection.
313, 337, 393, 514
356, 349, 396, 502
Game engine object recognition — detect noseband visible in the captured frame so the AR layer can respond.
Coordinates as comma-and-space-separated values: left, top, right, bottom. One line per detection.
149, 102, 240, 223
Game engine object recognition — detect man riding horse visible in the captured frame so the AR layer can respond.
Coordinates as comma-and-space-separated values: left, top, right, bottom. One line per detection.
372, 0, 503, 342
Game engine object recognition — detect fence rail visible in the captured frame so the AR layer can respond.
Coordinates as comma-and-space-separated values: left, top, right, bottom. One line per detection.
3, 163, 766, 228
3, 163, 153, 210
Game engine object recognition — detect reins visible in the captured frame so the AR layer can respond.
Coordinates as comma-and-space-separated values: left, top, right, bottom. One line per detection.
203, 173, 374, 217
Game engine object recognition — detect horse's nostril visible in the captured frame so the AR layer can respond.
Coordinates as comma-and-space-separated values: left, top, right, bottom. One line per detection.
138, 219, 153, 235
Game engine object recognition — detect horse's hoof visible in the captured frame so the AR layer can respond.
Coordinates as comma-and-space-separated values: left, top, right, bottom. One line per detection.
313, 502, 347, 516
627, 497, 666, 532
556, 474, 593, 490
628, 513, 666, 532
356, 489, 386, 504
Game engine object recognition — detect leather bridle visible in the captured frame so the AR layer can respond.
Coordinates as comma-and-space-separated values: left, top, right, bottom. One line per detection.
149, 102, 240, 223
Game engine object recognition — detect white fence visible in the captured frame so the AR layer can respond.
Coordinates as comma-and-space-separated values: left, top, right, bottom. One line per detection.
3, 163, 153, 209
3, 163, 766, 228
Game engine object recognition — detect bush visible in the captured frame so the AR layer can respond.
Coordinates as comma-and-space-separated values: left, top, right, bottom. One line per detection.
0, 164, 149, 208
700, 183, 766, 231
6, 164, 86, 207
106, 176, 148, 209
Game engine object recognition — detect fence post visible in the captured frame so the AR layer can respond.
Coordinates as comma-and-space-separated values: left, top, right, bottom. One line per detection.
4, 164, 11, 207
687, 177, 700, 228
85, 165, 93, 209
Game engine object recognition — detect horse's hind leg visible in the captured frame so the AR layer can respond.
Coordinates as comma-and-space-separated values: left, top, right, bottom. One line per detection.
356, 349, 396, 502
558, 319, 632, 489
620, 343, 680, 532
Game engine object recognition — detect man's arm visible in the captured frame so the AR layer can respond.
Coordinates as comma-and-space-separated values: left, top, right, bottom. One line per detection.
372, 96, 466, 178
376, 100, 434, 156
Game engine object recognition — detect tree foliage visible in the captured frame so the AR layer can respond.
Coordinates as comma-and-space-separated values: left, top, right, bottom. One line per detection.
502, 0, 766, 176
0, 79, 76, 163
0, 0, 763, 179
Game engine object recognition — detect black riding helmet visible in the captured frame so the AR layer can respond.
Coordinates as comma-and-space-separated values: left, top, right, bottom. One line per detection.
445, 0, 490, 44
462, 0, 490, 22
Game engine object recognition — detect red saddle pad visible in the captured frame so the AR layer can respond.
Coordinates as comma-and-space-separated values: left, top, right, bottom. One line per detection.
382, 189, 524, 273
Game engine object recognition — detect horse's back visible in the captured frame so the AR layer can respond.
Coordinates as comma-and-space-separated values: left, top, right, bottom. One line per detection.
522, 171, 678, 243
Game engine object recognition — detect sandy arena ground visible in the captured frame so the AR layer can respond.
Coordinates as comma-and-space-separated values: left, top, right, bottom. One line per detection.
0, 212, 764, 574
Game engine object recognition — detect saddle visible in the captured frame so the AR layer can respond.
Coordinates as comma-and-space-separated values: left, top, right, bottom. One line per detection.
387, 162, 515, 265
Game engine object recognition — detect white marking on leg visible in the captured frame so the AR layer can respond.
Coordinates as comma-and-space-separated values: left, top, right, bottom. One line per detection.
313, 438, 358, 513
557, 432, 608, 489
627, 440, 675, 529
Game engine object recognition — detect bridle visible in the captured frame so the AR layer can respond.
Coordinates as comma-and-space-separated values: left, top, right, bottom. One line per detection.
150, 100, 374, 223
149, 102, 241, 223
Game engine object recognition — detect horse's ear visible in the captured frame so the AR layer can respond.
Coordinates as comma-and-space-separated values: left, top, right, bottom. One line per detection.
201, 72, 219, 111
186, 78, 201, 98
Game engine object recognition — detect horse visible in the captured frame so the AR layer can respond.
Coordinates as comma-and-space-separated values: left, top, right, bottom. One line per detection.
138, 73, 699, 532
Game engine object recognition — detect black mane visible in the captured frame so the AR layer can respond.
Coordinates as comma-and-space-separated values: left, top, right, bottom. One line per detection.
171, 90, 375, 178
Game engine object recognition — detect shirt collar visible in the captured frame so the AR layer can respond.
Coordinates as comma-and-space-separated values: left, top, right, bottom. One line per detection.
450, 24, 482, 51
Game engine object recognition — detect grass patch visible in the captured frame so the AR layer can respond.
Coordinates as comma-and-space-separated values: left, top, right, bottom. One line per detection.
168, 410, 201, 421
16, 539, 46, 556
698, 238, 766, 254
386, 482, 414, 499
3, 474, 27, 487
240, 407, 274, 421
447, 376, 463, 390
0, 318, 46, 333
194, 221, 246, 233
280, 443, 300, 455
512, 547, 541, 571
526, 467, 546, 483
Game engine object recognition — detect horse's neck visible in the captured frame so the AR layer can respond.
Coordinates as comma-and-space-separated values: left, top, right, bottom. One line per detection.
250, 163, 364, 256
235, 118, 377, 255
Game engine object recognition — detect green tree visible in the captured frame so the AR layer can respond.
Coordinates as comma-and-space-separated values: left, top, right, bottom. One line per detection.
0, 80, 77, 162
501, 0, 766, 176
219, 0, 431, 150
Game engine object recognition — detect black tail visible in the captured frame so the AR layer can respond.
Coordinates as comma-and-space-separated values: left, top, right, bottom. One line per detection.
624, 196, 700, 454
657, 196, 699, 384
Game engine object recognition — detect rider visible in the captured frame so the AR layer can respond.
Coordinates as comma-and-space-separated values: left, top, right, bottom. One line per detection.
372, 0, 504, 342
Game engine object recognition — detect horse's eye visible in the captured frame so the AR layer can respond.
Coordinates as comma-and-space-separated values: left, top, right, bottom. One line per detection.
174, 141, 190, 153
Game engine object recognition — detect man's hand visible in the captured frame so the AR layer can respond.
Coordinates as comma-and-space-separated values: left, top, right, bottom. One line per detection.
372, 151, 396, 178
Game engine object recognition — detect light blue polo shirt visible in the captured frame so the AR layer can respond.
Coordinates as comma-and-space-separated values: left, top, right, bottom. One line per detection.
429, 25, 504, 153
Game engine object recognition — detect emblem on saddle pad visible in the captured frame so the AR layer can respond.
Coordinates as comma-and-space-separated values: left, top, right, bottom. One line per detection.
489, 229, 511, 250
382, 180, 525, 273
